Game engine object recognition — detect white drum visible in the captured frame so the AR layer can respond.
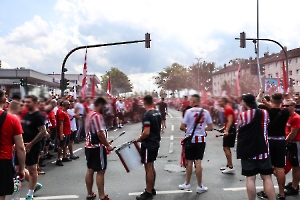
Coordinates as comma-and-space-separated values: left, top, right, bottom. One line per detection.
115, 140, 142, 173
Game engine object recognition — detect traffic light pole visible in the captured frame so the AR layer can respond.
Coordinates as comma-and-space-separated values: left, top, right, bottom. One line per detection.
235, 37, 289, 92
60, 36, 151, 97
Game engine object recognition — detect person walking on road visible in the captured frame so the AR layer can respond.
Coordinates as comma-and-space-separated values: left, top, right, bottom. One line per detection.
136, 95, 162, 200
237, 94, 276, 200
0, 89, 26, 200
218, 97, 236, 174
178, 94, 213, 194
85, 97, 114, 200
157, 97, 168, 133
19, 95, 48, 200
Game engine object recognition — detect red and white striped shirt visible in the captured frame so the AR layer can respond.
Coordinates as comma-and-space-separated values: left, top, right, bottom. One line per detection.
237, 109, 269, 160
85, 111, 107, 148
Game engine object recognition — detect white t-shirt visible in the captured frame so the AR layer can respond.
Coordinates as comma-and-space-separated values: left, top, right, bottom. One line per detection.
182, 107, 212, 143
74, 102, 85, 115
116, 101, 125, 112
67, 108, 77, 131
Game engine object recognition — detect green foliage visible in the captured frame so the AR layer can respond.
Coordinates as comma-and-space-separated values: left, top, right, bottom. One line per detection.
100, 67, 133, 96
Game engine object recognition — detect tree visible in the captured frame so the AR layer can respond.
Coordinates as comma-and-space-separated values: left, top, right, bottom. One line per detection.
100, 67, 133, 96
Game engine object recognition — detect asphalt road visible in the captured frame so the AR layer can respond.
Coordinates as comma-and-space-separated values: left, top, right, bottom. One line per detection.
7, 108, 299, 200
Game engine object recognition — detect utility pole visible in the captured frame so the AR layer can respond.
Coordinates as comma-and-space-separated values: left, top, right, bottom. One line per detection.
256, 0, 263, 89
195, 58, 202, 94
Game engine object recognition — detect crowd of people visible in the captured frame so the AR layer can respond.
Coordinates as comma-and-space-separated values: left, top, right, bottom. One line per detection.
1, 88, 300, 200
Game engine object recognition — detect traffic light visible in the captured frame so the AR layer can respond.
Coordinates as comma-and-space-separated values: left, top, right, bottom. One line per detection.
65, 78, 69, 87
20, 79, 25, 87
145, 33, 150, 48
240, 32, 246, 48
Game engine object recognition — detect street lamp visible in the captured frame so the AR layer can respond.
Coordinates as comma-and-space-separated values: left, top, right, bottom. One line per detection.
195, 58, 202, 93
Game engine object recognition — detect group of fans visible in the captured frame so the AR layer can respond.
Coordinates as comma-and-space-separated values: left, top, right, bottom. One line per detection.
1, 87, 300, 200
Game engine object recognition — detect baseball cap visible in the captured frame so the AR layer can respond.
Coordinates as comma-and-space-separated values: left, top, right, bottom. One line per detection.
242, 93, 257, 109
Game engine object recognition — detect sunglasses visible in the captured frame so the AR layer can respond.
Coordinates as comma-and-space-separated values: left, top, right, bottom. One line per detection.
282, 105, 292, 108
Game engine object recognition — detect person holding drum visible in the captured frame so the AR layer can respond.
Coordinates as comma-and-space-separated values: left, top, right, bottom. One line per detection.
136, 95, 162, 200
84, 97, 114, 200
179, 94, 213, 194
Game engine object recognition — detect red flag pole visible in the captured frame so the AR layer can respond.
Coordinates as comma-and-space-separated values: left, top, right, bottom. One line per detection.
282, 60, 288, 93
81, 48, 88, 98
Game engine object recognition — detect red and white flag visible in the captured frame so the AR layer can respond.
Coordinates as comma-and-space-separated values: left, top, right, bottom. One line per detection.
81, 48, 88, 98
282, 59, 288, 93
236, 63, 241, 96
107, 77, 112, 96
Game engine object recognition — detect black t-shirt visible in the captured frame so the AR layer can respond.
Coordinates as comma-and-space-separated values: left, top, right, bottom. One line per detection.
258, 103, 269, 110
295, 105, 300, 115
158, 102, 167, 114
266, 108, 290, 137
142, 110, 162, 150
21, 111, 45, 145
132, 102, 139, 112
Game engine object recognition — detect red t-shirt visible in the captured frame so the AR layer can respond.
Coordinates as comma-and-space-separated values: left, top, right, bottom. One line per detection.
47, 110, 56, 129
286, 113, 300, 141
224, 105, 236, 128
56, 109, 71, 135
0, 110, 23, 159
182, 100, 189, 109
83, 102, 90, 114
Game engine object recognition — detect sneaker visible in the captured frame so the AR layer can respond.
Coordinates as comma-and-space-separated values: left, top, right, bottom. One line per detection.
55, 160, 63, 166
276, 194, 286, 200
285, 186, 299, 196
144, 188, 156, 195
222, 167, 235, 174
62, 157, 72, 162
196, 185, 208, 194
38, 168, 46, 175
220, 165, 228, 170
101, 195, 111, 200
86, 192, 97, 200
34, 183, 43, 194
256, 191, 268, 199
25, 194, 34, 200
45, 153, 54, 159
285, 182, 299, 190
136, 191, 153, 200
70, 154, 79, 159
179, 183, 191, 190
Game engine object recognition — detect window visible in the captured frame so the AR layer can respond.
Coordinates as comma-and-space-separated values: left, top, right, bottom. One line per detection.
268, 64, 271, 69
268, 74, 272, 78
297, 70, 300, 75
289, 59, 292, 65
276, 73, 279, 77
296, 58, 300, 64
289, 71, 292, 76
297, 81, 300, 86
275, 62, 278, 67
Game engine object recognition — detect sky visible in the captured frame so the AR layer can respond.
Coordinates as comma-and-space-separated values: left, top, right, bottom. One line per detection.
0, 0, 300, 93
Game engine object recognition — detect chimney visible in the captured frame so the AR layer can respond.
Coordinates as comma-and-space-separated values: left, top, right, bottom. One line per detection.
224, 64, 226, 68
249, 57, 252, 61
264, 52, 269, 58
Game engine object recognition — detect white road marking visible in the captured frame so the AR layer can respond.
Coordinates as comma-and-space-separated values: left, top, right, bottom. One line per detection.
171, 124, 174, 131
169, 142, 174, 153
20, 195, 79, 199
168, 113, 173, 118
170, 135, 174, 140
161, 136, 183, 139
223, 186, 278, 191
129, 190, 192, 195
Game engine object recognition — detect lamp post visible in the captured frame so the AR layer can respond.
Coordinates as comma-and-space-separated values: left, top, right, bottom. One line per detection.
195, 58, 202, 93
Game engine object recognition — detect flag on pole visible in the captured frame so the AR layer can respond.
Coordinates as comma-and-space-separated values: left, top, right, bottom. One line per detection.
107, 77, 112, 96
236, 63, 241, 96
81, 48, 88, 98
91, 75, 95, 97
282, 59, 288, 93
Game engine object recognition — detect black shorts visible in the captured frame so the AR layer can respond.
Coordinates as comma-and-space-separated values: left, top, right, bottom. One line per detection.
117, 111, 124, 121
287, 142, 300, 167
241, 157, 273, 176
0, 159, 14, 196
85, 147, 107, 171
185, 142, 206, 160
140, 145, 158, 164
161, 113, 166, 121
69, 131, 77, 141
15, 143, 41, 166
223, 132, 236, 148
268, 140, 286, 168
58, 134, 70, 148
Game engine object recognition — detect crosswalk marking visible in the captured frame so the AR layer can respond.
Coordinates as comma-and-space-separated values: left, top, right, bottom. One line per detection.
20, 195, 79, 200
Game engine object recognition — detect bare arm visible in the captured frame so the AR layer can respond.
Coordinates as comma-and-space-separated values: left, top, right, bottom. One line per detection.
14, 134, 26, 178
286, 127, 299, 142
180, 123, 187, 132
205, 123, 213, 132
137, 127, 150, 142
30, 125, 47, 146
97, 130, 113, 150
